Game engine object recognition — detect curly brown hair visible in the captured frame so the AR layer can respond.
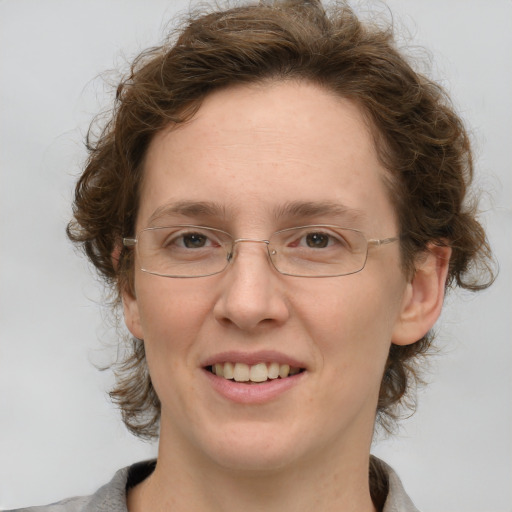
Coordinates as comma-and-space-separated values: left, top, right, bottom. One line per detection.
67, 0, 495, 439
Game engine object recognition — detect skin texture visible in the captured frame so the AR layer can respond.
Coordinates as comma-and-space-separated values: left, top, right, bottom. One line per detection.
123, 81, 450, 512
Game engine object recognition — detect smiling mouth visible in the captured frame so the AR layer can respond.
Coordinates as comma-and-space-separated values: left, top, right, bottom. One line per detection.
207, 362, 305, 383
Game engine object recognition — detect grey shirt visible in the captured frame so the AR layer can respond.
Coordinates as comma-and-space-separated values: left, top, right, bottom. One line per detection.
5, 458, 419, 512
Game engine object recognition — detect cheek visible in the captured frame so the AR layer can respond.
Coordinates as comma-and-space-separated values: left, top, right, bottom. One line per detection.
296, 274, 404, 369
134, 281, 215, 407
135, 279, 213, 354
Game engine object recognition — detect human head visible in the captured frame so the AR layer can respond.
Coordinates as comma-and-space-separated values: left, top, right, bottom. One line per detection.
67, 0, 494, 438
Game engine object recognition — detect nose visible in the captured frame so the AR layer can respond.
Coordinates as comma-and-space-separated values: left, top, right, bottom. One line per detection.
213, 239, 290, 331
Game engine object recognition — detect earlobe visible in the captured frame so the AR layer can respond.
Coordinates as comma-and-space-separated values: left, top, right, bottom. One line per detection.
122, 289, 144, 340
392, 244, 452, 346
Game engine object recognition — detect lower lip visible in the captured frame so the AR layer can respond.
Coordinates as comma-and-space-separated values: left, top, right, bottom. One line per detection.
203, 369, 305, 404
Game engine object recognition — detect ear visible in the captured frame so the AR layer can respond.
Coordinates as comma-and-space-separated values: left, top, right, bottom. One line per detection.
111, 243, 121, 271
122, 288, 144, 340
112, 241, 144, 340
392, 244, 452, 346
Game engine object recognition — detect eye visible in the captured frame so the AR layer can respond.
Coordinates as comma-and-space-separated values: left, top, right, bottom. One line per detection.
282, 227, 353, 252
304, 232, 331, 248
159, 229, 220, 250
181, 232, 209, 248
295, 230, 347, 249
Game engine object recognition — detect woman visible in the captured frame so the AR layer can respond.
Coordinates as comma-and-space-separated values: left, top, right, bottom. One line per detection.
5, 1, 495, 510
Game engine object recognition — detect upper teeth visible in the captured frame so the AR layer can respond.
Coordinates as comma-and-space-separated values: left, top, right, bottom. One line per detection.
212, 362, 301, 382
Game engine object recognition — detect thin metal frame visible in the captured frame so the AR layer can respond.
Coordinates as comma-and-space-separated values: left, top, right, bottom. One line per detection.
123, 224, 399, 278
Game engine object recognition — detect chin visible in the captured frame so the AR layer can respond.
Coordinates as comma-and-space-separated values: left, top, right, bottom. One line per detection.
198, 422, 307, 473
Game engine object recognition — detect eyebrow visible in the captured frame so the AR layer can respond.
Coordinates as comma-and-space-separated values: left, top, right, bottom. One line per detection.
273, 201, 367, 224
148, 200, 227, 224
148, 200, 366, 225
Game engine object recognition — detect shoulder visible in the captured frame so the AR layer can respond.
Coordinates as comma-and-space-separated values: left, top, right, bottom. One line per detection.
370, 456, 421, 512
3, 495, 93, 512
3, 461, 156, 512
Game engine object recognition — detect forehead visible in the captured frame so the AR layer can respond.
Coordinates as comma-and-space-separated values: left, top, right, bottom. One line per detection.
139, 81, 397, 233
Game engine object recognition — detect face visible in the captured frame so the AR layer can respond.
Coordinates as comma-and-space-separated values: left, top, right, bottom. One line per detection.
123, 81, 413, 472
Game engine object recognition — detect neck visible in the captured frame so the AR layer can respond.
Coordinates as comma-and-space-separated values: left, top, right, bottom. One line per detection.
127, 432, 377, 512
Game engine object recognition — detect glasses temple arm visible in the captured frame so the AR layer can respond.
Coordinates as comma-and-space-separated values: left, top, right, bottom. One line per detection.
123, 238, 137, 247
367, 236, 399, 247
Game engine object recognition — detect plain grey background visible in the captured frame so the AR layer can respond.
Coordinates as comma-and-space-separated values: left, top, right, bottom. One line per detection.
0, 1, 510, 510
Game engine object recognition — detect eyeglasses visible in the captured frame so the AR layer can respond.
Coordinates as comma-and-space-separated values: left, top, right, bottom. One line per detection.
123, 225, 398, 278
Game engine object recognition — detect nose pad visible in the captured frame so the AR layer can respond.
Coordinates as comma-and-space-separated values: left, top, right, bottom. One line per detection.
213, 239, 289, 330
228, 238, 272, 266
